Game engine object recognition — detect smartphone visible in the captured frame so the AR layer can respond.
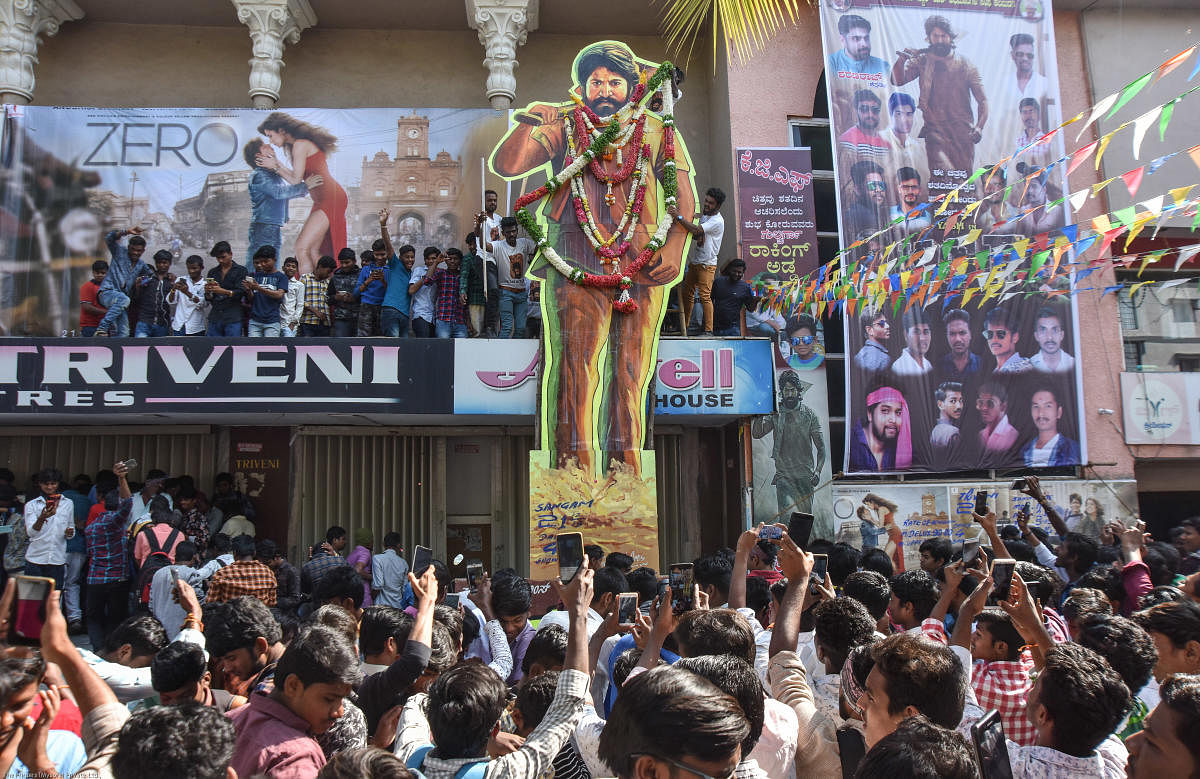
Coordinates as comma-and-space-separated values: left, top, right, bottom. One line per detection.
962, 539, 981, 568
1025, 580, 1042, 604
466, 562, 483, 590
1011, 478, 1028, 492
836, 726, 868, 779
788, 512, 815, 550
617, 592, 638, 626
413, 545, 433, 576
759, 525, 783, 540
657, 576, 670, 601
669, 563, 695, 614
971, 709, 1015, 779
7, 575, 54, 646
809, 553, 829, 592
991, 558, 1017, 603
974, 488, 989, 517
122, 458, 138, 472
556, 532, 584, 583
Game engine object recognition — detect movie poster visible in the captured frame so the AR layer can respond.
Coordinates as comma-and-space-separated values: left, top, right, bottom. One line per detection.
818, 1, 1085, 475
831, 482, 949, 572
0, 106, 508, 335
750, 352, 835, 541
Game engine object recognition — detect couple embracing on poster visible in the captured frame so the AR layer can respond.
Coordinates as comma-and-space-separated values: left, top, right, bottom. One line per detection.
245, 112, 347, 273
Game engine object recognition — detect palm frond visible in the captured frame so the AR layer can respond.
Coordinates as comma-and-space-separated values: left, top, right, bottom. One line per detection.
658, 0, 807, 67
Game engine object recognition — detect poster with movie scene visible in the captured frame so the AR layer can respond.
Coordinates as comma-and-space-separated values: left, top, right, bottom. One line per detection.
831, 482, 950, 572
751, 325, 835, 539
818, 0, 1069, 249
0, 106, 508, 335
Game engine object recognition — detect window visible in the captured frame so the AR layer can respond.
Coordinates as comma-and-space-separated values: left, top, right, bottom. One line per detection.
407, 185, 416, 194
1178, 356, 1200, 372
1117, 290, 1138, 331
440, 187, 449, 197
1123, 341, 1144, 371
1172, 299, 1194, 323
374, 190, 383, 197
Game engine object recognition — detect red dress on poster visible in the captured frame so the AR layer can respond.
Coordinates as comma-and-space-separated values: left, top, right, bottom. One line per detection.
305, 150, 347, 258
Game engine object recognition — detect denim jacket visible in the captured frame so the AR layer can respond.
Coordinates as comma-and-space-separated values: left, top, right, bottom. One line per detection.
100, 230, 152, 295
249, 169, 307, 226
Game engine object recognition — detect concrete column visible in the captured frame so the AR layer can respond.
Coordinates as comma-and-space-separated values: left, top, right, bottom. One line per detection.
0, 0, 83, 104
465, 0, 538, 110
231, 0, 316, 108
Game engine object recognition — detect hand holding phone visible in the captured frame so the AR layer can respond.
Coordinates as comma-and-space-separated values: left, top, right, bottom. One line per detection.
412, 545, 433, 576
617, 592, 638, 626
808, 553, 829, 595
991, 558, 1017, 603
788, 512, 815, 551
7, 575, 55, 646
971, 709, 1015, 779
759, 525, 783, 540
669, 563, 695, 614
974, 488, 989, 518
557, 532, 584, 584
466, 563, 484, 591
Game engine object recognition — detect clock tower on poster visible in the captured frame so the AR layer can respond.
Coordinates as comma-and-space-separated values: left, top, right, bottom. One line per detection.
396, 114, 429, 159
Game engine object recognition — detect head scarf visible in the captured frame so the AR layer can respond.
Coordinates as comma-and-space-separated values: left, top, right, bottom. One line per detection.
353, 526, 373, 548
840, 650, 867, 720
865, 386, 913, 469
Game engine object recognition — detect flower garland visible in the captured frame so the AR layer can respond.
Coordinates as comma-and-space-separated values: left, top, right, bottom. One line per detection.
565, 112, 651, 261
514, 61, 678, 314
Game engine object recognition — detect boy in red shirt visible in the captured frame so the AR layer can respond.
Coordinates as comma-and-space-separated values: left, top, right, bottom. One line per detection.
80, 260, 109, 336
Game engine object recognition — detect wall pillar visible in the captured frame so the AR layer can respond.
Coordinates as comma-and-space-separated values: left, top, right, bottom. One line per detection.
231, 0, 316, 108
465, 0, 538, 110
0, 0, 82, 104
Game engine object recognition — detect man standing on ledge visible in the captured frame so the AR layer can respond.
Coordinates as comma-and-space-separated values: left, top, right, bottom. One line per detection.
673, 187, 726, 336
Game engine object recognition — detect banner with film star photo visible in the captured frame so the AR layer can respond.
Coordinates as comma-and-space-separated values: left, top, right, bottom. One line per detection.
0, 106, 508, 336
817, 0, 1086, 474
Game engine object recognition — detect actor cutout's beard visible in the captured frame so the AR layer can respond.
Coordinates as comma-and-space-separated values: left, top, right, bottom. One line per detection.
781, 395, 800, 410
929, 42, 954, 58
587, 97, 625, 117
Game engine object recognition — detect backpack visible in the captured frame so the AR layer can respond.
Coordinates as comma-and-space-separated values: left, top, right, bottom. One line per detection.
404, 745, 488, 779
136, 527, 181, 605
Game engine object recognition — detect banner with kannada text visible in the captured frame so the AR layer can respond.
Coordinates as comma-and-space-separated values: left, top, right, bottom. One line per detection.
736, 147, 820, 280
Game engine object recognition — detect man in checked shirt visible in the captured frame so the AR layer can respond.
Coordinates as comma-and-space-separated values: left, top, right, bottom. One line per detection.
395, 557, 595, 777
205, 535, 278, 607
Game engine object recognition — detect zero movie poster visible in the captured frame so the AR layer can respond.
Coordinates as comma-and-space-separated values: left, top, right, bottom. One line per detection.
817, 0, 1087, 474
0, 105, 509, 336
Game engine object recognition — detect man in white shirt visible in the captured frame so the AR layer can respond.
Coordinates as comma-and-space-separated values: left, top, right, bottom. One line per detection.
169, 255, 210, 335
149, 540, 202, 639
23, 466, 74, 587
476, 215, 536, 339
891, 306, 933, 376
671, 187, 726, 336
1030, 306, 1076, 374
279, 256, 304, 336
371, 532, 410, 608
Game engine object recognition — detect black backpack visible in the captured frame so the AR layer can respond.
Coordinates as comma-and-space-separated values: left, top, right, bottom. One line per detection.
136, 528, 181, 605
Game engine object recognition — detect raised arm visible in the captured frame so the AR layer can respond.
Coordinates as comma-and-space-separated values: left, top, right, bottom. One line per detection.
1021, 476, 1068, 537
379, 208, 396, 260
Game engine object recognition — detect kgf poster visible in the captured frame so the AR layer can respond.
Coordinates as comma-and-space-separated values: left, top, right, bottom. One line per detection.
818, 0, 1086, 476
736, 147, 820, 280
0, 106, 508, 335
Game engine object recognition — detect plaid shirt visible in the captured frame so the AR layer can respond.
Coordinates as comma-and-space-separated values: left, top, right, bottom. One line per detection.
430, 267, 466, 324
301, 550, 349, 593
205, 559, 278, 606
85, 497, 133, 585
910, 618, 950, 644
299, 272, 330, 325
973, 658, 1037, 746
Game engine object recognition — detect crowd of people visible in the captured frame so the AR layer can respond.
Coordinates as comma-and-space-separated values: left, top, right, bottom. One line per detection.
77, 191, 545, 340
1, 460, 1199, 778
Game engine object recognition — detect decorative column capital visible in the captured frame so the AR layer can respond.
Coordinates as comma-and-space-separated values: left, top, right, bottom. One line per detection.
230, 0, 316, 108
466, 0, 538, 110
0, 0, 84, 103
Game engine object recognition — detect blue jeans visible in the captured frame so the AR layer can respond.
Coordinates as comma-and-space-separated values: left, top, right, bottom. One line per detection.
247, 223, 282, 269
248, 320, 281, 337
134, 321, 170, 338
714, 325, 741, 337
381, 307, 409, 337
436, 320, 468, 339
96, 288, 130, 336
172, 327, 202, 336
206, 320, 243, 337
499, 288, 527, 338
81, 326, 97, 337
299, 323, 331, 337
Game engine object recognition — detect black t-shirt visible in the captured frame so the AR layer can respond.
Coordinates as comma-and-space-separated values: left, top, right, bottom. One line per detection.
711, 276, 755, 332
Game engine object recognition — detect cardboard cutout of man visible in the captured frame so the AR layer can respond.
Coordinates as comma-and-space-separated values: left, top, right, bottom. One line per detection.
490, 41, 697, 475
751, 370, 826, 515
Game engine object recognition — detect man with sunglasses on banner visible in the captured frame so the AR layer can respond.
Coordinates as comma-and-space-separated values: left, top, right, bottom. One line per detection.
784, 314, 823, 370
984, 306, 1033, 375
977, 380, 1019, 456
853, 305, 892, 382
849, 385, 912, 472
892, 15, 989, 187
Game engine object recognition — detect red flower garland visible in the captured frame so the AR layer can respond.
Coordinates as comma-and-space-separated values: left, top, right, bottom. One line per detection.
575, 110, 645, 185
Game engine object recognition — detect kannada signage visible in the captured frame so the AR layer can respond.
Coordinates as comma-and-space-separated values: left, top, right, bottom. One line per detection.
736, 147, 821, 280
